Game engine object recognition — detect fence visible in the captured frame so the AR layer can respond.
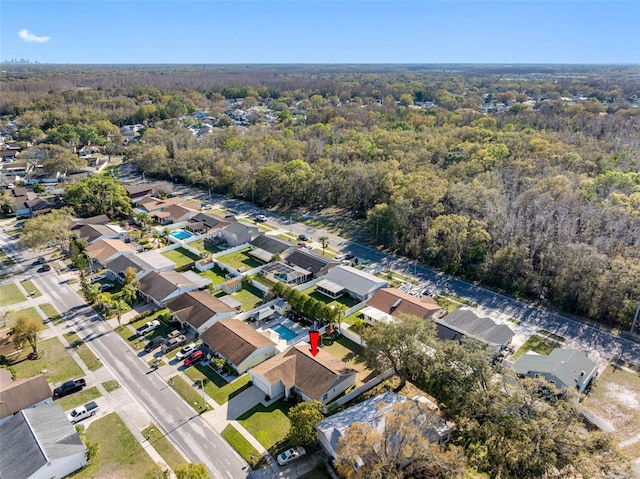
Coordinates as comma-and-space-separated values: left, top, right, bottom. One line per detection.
329, 368, 395, 409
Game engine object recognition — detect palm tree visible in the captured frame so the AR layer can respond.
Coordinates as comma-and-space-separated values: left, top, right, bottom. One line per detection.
319, 236, 329, 255
135, 211, 152, 230
111, 299, 126, 328
121, 282, 138, 306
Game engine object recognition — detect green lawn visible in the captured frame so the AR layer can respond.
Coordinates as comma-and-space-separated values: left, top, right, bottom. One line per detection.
231, 284, 264, 311
197, 266, 228, 285
237, 399, 292, 450
40, 303, 63, 325
184, 365, 251, 405
253, 275, 276, 288
221, 424, 262, 469
217, 248, 262, 270
161, 247, 200, 268
4, 306, 45, 329
142, 423, 186, 470
434, 295, 461, 313
189, 239, 223, 254
63, 331, 102, 371
511, 334, 560, 361
0, 249, 15, 267
303, 287, 360, 309
20, 279, 42, 298
439, 292, 478, 308
9, 337, 84, 383
321, 335, 373, 383
55, 386, 101, 411
0, 283, 26, 307
71, 412, 157, 479
168, 374, 211, 413
102, 379, 121, 393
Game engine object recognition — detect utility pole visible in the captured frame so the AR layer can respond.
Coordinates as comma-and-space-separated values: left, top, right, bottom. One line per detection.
631, 298, 640, 334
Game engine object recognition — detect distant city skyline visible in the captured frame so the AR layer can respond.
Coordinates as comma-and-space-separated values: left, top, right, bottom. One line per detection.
1, 1, 639, 64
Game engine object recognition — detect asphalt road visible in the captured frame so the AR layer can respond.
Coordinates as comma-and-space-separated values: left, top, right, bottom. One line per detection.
30, 269, 251, 479
121, 163, 640, 367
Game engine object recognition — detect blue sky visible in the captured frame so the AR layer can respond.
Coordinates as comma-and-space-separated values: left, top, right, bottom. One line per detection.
1, 1, 639, 64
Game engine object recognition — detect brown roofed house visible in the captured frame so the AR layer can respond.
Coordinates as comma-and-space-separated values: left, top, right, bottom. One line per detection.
0, 373, 53, 424
166, 290, 236, 334
85, 238, 136, 267
361, 288, 446, 324
138, 270, 200, 307
201, 319, 277, 374
250, 344, 357, 404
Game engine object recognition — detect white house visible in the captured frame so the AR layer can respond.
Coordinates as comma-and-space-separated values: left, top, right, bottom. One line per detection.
316, 265, 388, 302
201, 319, 277, 374
0, 403, 87, 479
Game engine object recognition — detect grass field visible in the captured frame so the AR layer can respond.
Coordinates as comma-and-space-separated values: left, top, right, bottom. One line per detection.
0, 283, 26, 307
184, 365, 251, 405
161, 247, 200, 268
5, 306, 46, 329
189, 239, 223, 254
583, 365, 640, 444
217, 248, 262, 270
142, 423, 186, 470
231, 284, 264, 311
237, 399, 292, 450
40, 303, 63, 325
10, 336, 84, 383
168, 374, 211, 413
0, 249, 15, 267
303, 287, 360, 309
19, 279, 42, 298
221, 424, 262, 469
55, 386, 102, 411
511, 334, 560, 361
63, 331, 102, 371
71, 412, 156, 479
197, 266, 228, 285
434, 296, 462, 313
321, 335, 374, 383
102, 380, 121, 393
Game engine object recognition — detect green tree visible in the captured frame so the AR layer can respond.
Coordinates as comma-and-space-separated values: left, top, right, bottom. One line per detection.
174, 463, 211, 479
0, 190, 13, 215
40, 144, 86, 177
362, 314, 437, 389
135, 211, 152, 230
319, 235, 329, 255
64, 175, 132, 218
19, 207, 74, 252
11, 315, 44, 358
287, 400, 325, 446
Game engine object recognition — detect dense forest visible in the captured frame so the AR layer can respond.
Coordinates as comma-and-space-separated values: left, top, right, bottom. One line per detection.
2, 64, 639, 328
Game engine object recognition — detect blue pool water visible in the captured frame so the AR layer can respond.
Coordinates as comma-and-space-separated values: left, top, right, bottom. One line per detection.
272, 324, 297, 341
170, 229, 193, 240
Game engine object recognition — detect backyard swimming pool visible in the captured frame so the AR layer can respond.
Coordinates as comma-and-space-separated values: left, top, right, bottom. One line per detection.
272, 324, 298, 341
170, 229, 193, 240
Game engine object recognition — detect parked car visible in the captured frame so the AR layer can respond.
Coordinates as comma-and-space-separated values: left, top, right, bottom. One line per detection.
161, 334, 186, 353
34, 256, 47, 265
67, 401, 99, 424
90, 274, 108, 284
176, 343, 199, 360
255, 214, 267, 222
183, 349, 204, 367
39, 264, 52, 272
136, 320, 160, 336
277, 446, 306, 466
334, 254, 345, 261
297, 234, 309, 241
297, 241, 307, 247
53, 378, 86, 398
201, 203, 213, 211
144, 336, 164, 353
343, 252, 355, 260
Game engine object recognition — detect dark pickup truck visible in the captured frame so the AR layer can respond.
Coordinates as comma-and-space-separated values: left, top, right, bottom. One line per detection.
53, 378, 86, 398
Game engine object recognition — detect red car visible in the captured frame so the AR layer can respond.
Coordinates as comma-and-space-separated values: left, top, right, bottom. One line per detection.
183, 349, 204, 367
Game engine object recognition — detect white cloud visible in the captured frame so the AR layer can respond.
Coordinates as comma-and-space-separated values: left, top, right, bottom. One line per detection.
18, 29, 50, 43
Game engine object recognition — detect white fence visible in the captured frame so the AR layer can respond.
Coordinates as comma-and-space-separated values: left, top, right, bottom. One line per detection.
339, 324, 364, 346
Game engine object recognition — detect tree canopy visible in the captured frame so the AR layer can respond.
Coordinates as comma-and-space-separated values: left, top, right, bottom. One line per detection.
64, 174, 132, 218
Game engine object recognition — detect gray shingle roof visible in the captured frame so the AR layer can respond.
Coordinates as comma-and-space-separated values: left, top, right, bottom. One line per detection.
436, 309, 514, 348
201, 319, 275, 367
513, 349, 597, 389
322, 266, 388, 298
285, 249, 337, 275
0, 404, 85, 479
138, 271, 198, 302
250, 235, 291, 254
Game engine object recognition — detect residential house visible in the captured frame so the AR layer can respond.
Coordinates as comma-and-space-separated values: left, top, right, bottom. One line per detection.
166, 290, 236, 335
260, 261, 311, 285
1, 160, 29, 177
0, 150, 18, 162
73, 224, 121, 245
201, 319, 277, 374
85, 238, 136, 268
106, 250, 175, 281
435, 309, 514, 351
152, 203, 198, 225
513, 348, 598, 394
316, 391, 453, 461
185, 212, 233, 236
0, 372, 53, 425
249, 234, 294, 263
219, 222, 260, 247
284, 249, 339, 278
0, 403, 87, 479
250, 344, 357, 404
138, 270, 202, 307
10, 195, 65, 218
316, 266, 388, 302
135, 196, 185, 214
360, 288, 446, 325
123, 184, 153, 202
69, 215, 110, 230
